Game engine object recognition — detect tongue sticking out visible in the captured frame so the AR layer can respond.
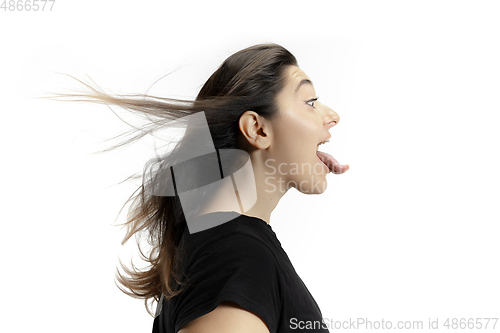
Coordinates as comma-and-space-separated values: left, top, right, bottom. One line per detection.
316, 150, 349, 174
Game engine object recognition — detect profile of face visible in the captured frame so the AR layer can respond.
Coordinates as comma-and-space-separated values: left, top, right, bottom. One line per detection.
266, 65, 340, 194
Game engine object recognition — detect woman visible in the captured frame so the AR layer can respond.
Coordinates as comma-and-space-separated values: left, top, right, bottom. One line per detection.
53, 43, 349, 332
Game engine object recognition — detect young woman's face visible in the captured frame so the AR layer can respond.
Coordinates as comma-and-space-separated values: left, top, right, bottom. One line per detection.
268, 65, 340, 194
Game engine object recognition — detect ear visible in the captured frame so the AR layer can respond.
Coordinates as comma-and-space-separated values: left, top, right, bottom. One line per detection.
238, 111, 271, 150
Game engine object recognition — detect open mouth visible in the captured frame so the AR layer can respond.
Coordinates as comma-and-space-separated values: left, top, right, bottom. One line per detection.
315, 138, 349, 174
316, 139, 332, 173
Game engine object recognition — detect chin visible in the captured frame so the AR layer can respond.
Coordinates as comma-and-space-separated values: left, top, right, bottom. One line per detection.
295, 174, 328, 195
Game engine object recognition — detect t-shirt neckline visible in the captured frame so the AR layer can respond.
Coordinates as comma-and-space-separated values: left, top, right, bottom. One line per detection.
192, 210, 273, 230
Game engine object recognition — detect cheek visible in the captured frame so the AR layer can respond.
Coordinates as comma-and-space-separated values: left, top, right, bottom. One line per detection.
275, 112, 318, 160
287, 110, 319, 140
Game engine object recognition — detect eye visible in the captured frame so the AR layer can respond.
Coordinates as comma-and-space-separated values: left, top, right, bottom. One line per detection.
306, 97, 319, 108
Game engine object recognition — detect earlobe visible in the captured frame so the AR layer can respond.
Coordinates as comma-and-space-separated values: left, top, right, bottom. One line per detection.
238, 111, 270, 150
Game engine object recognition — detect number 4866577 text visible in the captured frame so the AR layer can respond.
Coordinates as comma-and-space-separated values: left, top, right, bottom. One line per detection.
1, 0, 56, 11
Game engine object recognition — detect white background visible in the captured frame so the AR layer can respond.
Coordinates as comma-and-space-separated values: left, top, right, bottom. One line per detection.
1, 0, 499, 332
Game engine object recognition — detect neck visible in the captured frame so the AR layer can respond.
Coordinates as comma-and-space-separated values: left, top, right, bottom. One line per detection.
195, 151, 287, 225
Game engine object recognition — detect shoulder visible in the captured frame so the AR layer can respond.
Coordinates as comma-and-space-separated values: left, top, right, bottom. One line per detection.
181, 213, 278, 271
173, 216, 282, 333
185, 228, 280, 280
178, 300, 270, 333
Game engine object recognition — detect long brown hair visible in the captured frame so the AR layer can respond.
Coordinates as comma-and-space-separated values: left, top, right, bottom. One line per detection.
44, 43, 298, 315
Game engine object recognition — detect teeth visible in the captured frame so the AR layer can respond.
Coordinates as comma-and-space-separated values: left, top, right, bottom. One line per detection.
317, 139, 330, 146
317, 139, 330, 151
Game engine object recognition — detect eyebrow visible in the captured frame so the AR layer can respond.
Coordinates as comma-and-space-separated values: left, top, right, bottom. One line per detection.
295, 79, 314, 92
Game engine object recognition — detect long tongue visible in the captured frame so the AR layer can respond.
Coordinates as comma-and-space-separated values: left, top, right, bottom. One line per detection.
316, 150, 349, 174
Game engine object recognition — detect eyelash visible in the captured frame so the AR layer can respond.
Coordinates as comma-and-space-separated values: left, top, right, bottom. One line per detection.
306, 97, 319, 108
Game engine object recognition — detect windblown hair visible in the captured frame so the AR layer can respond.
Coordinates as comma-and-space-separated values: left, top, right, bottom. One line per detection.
45, 43, 298, 315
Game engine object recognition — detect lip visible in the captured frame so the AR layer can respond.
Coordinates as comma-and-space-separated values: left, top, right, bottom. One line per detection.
316, 134, 332, 152
317, 134, 332, 145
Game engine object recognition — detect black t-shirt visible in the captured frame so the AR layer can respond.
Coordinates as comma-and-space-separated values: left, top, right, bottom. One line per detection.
152, 211, 329, 333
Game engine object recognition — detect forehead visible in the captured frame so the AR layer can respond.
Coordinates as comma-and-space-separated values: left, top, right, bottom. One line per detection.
284, 65, 313, 91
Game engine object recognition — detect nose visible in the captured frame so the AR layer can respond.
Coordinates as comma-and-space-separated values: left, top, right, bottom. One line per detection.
321, 103, 340, 128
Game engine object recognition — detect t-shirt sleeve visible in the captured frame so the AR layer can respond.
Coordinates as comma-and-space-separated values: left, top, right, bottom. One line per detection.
172, 232, 282, 333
